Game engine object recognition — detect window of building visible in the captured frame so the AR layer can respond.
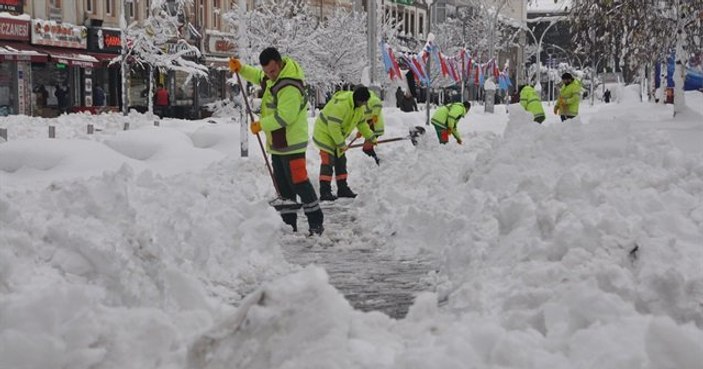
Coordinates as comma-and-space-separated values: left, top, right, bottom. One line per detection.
419, 14, 423, 36
404, 10, 409, 34
128, 2, 135, 19
213, 0, 220, 29
410, 13, 415, 36
50, 0, 61, 7
105, 0, 113, 15
198, 0, 205, 27
86, 0, 94, 13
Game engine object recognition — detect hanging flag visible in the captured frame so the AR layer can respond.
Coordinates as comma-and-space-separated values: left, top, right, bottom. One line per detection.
411, 56, 428, 85
448, 59, 460, 82
379, 41, 394, 79
388, 47, 402, 81
403, 55, 423, 83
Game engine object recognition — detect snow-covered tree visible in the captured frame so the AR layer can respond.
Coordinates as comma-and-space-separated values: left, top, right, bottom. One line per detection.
312, 8, 368, 85
224, 0, 321, 83
124, 0, 207, 114
569, 0, 703, 115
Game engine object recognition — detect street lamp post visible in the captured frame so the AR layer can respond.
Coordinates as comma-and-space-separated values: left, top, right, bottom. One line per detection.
534, 20, 559, 91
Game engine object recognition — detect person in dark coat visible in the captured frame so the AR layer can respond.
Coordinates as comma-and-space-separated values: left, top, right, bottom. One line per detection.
399, 91, 418, 112
55, 84, 69, 114
604, 89, 611, 103
93, 86, 106, 107
395, 87, 403, 108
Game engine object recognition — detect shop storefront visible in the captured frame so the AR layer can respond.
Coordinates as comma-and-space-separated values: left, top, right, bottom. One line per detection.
30, 19, 98, 117
87, 27, 122, 110
0, 15, 36, 116
202, 31, 236, 104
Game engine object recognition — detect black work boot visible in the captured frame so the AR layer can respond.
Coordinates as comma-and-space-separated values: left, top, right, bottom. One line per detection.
336, 180, 357, 198
319, 181, 337, 202
307, 209, 324, 236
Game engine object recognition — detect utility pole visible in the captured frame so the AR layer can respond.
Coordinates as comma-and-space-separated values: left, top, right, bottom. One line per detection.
368, 0, 377, 85
425, 0, 433, 126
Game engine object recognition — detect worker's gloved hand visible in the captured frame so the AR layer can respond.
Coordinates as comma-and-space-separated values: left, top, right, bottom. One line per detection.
250, 120, 262, 134
355, 131, 363, 139
229, 58, 241, 73
339, 145, 348, 153
371, 115, 379, 124
553, 105, 559, 115
457, 139, 463, 145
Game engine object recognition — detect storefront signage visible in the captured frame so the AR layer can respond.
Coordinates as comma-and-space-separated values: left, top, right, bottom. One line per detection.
164, 41, 199, 58
205, 33, 236, 56
0, 17, 29, 41
31, 19, 87, 49
0, 0, 23, 13
88, 27, 122, 53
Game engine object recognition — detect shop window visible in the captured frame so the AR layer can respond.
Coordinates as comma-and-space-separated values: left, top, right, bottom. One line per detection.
128, 65, 150, 108
213, 0, 220, 29
174, 70, 194, 106
31, 63, 70, 118
198, 0, 205, 27
0, 63, 17, 116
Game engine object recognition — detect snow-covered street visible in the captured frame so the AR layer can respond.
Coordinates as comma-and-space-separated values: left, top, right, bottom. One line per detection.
1, 91, 703, 368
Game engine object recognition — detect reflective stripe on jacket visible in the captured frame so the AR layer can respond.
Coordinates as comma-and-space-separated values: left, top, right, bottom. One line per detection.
364, 91, 385, 137
519, 85, 545, 120
431, 103, 466, 141
559, 79, 581, 117
313, 91, 374, 156
238, 56, 309, 155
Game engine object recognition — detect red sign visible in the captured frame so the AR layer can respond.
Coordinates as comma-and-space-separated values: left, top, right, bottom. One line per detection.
0, 0, 23, 13
0, 17, 30, 41
206, 33, 236, 56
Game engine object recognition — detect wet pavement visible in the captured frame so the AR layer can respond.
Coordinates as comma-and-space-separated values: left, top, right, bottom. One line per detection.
282, 201, 437, 319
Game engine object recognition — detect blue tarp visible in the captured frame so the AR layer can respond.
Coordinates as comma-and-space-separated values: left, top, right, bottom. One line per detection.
655, 52, 703, 91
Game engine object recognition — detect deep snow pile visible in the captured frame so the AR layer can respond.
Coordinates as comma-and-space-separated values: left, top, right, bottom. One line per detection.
1, 93, 703, 368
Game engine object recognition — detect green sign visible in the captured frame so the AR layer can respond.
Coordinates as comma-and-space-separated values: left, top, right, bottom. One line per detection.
392, 0, 414, 5
56, 63, 67, 69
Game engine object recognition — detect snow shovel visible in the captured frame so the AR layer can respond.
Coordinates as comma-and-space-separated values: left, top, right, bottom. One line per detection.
235, 73, 301, 212
348, 126, 426, 148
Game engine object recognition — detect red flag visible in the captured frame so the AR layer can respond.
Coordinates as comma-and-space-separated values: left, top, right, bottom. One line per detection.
389, 48, 402, 81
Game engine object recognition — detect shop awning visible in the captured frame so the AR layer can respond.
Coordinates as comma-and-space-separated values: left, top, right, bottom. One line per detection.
85, 52, 121, 65
46, 51, 100, 68
0, 42, 49, 62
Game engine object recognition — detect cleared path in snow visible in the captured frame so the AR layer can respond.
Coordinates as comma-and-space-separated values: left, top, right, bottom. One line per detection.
281, 200, 438, 319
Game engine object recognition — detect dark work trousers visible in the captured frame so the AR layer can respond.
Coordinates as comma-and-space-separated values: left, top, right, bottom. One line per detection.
319, 151, 348, 184
432, 123, 449, 144
271, 153, 323, 231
